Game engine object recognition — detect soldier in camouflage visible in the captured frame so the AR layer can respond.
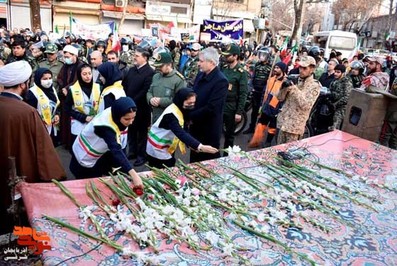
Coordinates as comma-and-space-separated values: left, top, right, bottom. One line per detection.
6, 37, 38, 73
221, 43, 248, 154
182, 42, 201, 87
168, 40, 181, 70
328, 64, 353, 130
120, 37, 135, 68
361, 56, 390, 91
277, 56, 321, 144
244, 46, 272, 134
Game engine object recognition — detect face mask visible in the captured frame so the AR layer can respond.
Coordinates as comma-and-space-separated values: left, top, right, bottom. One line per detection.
41, 79, 53, 88
64, 57, 73, 65
122, 45, 129, 52
183, 105, 195, 110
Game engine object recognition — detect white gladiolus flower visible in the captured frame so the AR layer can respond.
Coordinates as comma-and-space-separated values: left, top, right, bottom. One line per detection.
222, 243, 234, 256
122, 246, 134, 257
257, 212, 266, 222
205, 231, 219, 245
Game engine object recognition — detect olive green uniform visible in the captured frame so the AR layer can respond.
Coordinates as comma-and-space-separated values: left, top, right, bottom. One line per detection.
147, 69, 186, 123
222, 63, 248, 151
39, 59, 64, 91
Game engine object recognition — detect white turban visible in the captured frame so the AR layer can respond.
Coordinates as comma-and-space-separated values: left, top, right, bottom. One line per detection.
63, 45, 78, 56
0, 61, 32, 87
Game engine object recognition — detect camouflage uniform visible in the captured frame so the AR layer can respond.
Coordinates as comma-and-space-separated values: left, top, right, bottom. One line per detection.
349, 74, 364, 89
329, 75, 353, 129
364, 72, 390, 91
277, 75, 321, 144
120, 50, 135, 68
183, 56, 199, 87
6, 54, 38, 73
379, 79, 397, 149
171, 47, 181, 70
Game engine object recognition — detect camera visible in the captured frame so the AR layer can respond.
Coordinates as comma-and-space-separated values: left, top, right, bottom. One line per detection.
281, 75, 298, 89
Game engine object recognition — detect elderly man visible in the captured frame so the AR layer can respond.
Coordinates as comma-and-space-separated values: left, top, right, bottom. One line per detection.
277, 56, 321, 144
90, 50, 103, 84
189, 47, 229, 163
0, 61, 66, 233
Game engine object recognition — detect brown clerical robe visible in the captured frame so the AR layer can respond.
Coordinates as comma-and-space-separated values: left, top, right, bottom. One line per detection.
0, 93, 66, 233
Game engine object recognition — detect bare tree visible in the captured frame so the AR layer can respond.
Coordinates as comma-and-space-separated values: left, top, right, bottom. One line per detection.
29, 0, 41, 31
290, 0, 305, 44
332, 0, 382, 32
270, 0, 294, 34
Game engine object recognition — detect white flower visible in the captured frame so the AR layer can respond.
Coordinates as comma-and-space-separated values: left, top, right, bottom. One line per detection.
205, 231, 220, 245
122, 246, 134, 257
191, 187, 201, 196
182, 197, 191, 206
222, 243, 234, 256
257, 212, 266, 222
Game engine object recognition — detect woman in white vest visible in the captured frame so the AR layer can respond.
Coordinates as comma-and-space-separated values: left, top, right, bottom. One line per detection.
97, 62, 126, 113
70, 97, 143, 188
64, 64, 101, 151
26, 68, 61, 146
146, 88, 218, 168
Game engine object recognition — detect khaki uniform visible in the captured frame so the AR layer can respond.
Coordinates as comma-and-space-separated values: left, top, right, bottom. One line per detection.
39, 59, 64, 91
277, 75, 321, 143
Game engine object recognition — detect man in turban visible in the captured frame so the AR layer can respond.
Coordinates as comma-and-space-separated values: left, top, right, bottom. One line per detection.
0, 61, 66, 234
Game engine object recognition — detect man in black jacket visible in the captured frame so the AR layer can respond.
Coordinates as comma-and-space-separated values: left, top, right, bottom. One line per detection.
189, 47, 228, 163
122, 48, 155, 166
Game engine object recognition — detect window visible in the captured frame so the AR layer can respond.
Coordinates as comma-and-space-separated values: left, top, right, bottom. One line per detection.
328, 36, 356, 50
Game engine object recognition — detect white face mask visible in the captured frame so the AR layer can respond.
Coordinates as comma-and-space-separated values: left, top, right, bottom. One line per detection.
122, 45, 129, 52
41, 79, 53, 89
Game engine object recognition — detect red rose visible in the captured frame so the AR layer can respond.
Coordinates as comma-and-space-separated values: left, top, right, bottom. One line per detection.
133, 187, 144, 196
111, 199, 121, 206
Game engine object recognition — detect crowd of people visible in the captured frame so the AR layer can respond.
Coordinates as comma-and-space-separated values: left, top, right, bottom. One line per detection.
1, 27, 397, 233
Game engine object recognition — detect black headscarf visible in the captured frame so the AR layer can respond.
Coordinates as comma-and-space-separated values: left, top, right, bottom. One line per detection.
98, 62, 122, 88
173, 87, 195, 118
111, 97, 137, 130
77, 64, 93, 96
33, 67, 57, 102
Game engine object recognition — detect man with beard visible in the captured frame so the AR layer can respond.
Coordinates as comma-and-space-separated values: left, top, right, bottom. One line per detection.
361, 56, 389, 91
248, 62, 288, 148
221, 43, 248, 154
0, 61, 65, 234
122, 48, 155, 166
277, 56, 321, 144
328, 64, 353, 130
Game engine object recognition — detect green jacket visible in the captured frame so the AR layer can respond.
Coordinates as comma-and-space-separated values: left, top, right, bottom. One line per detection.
39, 59, 64, 91
147, 69, 186, 123
222, 63, 248, 115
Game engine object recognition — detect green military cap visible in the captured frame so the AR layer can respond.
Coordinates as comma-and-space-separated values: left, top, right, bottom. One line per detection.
44, 43, 58, 54
153, 52, 172, 67
222, 43, 240, 56
299, 56, 316, 67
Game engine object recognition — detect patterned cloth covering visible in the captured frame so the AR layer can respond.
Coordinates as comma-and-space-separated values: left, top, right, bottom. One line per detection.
20, 130, 397, 265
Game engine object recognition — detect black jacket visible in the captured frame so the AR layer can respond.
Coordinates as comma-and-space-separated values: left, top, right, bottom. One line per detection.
122, 63, 155, 128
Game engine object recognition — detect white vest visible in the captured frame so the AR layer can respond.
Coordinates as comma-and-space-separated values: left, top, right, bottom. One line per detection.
72, 107, 128, 168
146, 104, 185, 160
98, 81, 126, 113
30, 85, 60, 135
70, 83, 101, 135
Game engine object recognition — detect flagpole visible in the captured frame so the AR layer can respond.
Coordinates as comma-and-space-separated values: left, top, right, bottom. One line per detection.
69, 11, 73, 34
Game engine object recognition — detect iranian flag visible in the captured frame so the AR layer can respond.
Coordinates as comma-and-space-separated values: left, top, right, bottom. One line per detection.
279, 36, 289, 59
112, 23, 121, 53
282, 42, 298, 65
